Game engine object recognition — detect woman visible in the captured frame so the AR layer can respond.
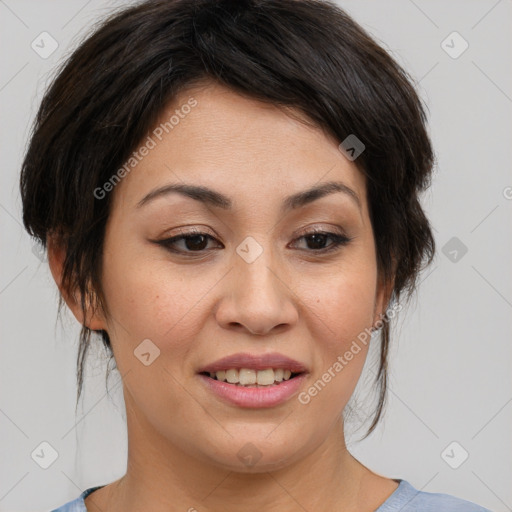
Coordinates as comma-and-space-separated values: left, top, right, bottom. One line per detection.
20, 0, 491, 510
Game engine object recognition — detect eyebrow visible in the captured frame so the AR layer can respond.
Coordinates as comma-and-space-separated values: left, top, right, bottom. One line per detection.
136, 180, 361, 213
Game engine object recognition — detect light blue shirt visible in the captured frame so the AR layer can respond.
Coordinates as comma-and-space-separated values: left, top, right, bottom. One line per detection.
49, 479, 492, 511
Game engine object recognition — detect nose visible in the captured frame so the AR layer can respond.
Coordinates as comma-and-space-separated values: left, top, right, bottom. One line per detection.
214, 245, 299, 336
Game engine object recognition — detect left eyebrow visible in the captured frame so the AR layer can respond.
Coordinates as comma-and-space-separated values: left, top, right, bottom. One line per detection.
135, 180, 361, 212
281, 181, 361, 213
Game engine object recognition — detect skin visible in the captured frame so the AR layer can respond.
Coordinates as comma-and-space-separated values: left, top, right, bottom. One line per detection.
49, 81, 399, 512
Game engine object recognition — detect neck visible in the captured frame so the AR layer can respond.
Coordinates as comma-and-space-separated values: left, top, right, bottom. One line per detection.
90, 393, 383, 512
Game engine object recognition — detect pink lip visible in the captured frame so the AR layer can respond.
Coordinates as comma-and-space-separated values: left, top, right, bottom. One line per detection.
197, 352, 308, 373
198, 373, 308, 408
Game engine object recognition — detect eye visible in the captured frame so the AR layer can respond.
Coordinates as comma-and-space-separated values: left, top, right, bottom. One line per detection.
153, 227, 352, 256
154, 229, 223, 254
291, 229, 352, 253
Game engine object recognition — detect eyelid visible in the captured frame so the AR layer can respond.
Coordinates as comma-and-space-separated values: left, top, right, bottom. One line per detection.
163, 225, 218, 239
293, 224, 347, 238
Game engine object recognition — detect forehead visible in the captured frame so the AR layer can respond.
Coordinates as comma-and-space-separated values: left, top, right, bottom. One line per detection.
110, 82, 367, 212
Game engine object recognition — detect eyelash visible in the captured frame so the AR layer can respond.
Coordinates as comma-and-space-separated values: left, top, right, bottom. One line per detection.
154, 228, 352, 256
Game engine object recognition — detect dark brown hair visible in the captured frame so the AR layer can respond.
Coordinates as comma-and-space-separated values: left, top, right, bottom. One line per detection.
20, 0, 435, 437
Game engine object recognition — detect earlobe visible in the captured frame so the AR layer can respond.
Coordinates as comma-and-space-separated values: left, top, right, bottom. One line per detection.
46, 234, 107, 331
373, 274, 395, 328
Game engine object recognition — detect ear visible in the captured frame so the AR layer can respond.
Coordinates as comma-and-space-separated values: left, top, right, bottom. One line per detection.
372, 271, 395, 328
47, 234, 107, 331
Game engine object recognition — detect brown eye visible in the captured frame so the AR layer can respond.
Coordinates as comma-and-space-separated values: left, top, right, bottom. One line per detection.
305, 233, 330, 250
156, 232, 222, 254
154, 229, 351, 256
181, 234, 209, 251
293, 231, 352, 253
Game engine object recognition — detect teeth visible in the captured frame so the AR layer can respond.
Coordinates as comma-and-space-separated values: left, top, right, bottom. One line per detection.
210, 368, 296, 386
225, 368, 238, 384
257, 368, 274, 385
239, 369, 257, 385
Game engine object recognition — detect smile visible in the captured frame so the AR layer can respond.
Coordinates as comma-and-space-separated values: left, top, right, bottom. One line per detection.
202, 368, 299, 387
198, 370, 307, 408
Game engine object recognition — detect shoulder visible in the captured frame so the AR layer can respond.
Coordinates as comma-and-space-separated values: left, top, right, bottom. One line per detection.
377, 479, 492, 512
49, 486, 105, 512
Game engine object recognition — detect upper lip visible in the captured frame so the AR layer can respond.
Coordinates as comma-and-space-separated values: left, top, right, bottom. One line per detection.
198, 352, 309, 374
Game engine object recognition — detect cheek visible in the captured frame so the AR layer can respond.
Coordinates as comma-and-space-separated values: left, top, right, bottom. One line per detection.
296, 262, 378, 408
100, 243, 217, 364
98, 257, 213, 425
304, 257, 378, 345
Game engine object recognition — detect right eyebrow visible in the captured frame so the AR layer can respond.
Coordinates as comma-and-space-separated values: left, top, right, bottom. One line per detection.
136, 183, 231, 209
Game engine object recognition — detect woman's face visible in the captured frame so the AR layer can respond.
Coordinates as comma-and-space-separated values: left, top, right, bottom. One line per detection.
88, 82, 389, 471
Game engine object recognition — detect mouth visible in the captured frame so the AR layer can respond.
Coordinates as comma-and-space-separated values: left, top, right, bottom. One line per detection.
197, 368, 308, 408
199, 368, 304, 388
196, 352, 309, 407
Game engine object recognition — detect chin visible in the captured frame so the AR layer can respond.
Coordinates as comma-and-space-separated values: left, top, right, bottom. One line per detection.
201, 433, 314, 474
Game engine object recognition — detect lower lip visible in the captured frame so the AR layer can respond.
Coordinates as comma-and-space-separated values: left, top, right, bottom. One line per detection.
198, 373, 307, 408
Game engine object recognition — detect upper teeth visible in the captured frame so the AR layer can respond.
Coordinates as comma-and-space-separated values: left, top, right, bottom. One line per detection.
209, 368, 293, 385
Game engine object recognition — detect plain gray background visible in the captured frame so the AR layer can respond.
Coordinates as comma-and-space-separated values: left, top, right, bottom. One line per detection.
1, 0, 511, 511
